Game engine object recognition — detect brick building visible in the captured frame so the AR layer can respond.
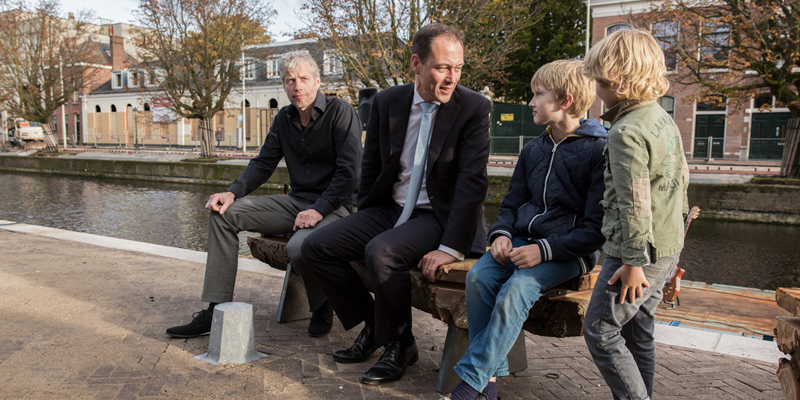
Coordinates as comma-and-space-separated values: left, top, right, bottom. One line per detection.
588, 0, 792, 161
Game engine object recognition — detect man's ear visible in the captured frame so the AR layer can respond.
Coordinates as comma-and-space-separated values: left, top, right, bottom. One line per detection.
560, 93, 575, 111
411, 54, 420, 76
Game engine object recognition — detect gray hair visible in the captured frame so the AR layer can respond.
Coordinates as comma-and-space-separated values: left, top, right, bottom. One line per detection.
278, 50, 320, 82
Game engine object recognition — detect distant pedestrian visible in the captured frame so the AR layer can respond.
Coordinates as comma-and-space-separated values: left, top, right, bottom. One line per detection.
582, 29, 690, 400
214, 128, 223, 148
449, 59, 607, 400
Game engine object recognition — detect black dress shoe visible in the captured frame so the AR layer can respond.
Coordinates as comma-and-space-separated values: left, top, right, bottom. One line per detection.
166, 309, 213, 338
360, 339, 419, 385
332, 324, 381, 363
308, 301, 333, 337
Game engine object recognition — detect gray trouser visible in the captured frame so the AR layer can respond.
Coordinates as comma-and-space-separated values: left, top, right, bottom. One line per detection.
201, 193, 351, 311
583, 251, 681, 400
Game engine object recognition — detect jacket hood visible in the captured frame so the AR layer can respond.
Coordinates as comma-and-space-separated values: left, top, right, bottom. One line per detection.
571, 118, 609, 139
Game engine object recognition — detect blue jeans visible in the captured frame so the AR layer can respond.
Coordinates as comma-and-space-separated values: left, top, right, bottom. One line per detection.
583, 252, 680, 400
454, 237, 582, 391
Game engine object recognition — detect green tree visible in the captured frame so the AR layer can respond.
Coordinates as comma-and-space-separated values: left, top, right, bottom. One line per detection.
492, 0, 588, 103
298, 0, 537, 99
0, 0, 102, 152
134, 0, 274, 158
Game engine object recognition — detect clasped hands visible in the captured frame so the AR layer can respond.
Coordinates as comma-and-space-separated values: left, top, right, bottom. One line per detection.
489, 236, 541, 269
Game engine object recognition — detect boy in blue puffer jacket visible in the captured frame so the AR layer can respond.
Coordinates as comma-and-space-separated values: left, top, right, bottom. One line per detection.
450, 59, 607, 400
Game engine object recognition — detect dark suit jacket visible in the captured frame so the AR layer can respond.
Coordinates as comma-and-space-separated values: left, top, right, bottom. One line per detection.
357, 83, 491, 256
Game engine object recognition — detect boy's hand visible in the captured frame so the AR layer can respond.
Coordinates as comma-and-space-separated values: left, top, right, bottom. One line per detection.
490, 236, 513, 264
509, 244, 542, 269
608, 264, 650, 304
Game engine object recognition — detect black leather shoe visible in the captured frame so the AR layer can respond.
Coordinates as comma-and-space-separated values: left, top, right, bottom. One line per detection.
308, 301, 334, 337
332, 324, 381, 363
360, 339, 419, 385
166, 309, 213, 338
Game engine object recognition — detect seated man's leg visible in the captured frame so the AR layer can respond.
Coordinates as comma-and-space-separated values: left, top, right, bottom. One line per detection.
301, 206, 400, 332
360, 210, 444, 384
202, 194, 302, 304
167, 194, 299, 338
455, 242, 581, 395
286, 204, 353, 336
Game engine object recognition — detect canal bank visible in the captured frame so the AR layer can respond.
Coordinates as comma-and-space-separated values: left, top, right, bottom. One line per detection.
2, 151, 799, 224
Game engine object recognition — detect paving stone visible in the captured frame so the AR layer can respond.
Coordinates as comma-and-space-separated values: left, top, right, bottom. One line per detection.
0, 230, 785, 399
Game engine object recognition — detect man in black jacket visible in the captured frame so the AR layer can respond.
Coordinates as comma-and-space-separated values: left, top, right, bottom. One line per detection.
302, 23, 491, 385
166, 50, 362, 339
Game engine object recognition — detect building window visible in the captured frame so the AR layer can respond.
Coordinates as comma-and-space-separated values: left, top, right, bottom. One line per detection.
696, 95, 726, 111
129, 70, 140, 88
73, 92, 79, 104
110, 104, 117, 112
323, 51, 342, 75
241, 59, 256, 80
111, 71, 124, 89
266, 57, 280, 79
606, 23, 632, 36
652, 21, 679, 72
700, 22, 730, 65
657, 96, 675, 118
95, 105, 101, 112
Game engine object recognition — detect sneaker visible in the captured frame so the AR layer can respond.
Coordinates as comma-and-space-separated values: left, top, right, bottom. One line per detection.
308, 301, 334, 337
166, 309, 213, 338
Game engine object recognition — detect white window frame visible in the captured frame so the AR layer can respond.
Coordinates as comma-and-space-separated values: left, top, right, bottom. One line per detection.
111, 71, 124, 89
652, 21, 679, 73
323, 51, 342, 75
266, 57, 280, 79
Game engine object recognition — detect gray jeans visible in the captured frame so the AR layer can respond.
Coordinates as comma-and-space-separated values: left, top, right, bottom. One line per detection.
201, 193, 351, 311
583, 251, 680, 400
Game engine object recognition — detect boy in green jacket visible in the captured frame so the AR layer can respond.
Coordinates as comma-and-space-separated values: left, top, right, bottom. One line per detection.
582, 29, 689, 400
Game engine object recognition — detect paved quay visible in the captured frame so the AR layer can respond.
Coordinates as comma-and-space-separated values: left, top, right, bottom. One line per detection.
0, 221, 785, 399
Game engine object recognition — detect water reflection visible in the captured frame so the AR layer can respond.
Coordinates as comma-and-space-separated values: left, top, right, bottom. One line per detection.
2, 171, 799, 290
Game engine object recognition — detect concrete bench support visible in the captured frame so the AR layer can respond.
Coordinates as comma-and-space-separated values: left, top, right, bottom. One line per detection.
195, 302, 266, 365
436, 319, 527, 392
276, 263, 312, 323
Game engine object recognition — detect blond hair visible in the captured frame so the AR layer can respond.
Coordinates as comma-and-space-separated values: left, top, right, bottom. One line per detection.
531, 59, 595, 118
583, 29, 669, 102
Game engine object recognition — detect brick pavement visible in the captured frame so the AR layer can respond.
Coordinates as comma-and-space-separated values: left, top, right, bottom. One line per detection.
0, 230, 783, 399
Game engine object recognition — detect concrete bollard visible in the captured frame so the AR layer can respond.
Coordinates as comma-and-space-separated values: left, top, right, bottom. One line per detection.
194, 302, 266, 364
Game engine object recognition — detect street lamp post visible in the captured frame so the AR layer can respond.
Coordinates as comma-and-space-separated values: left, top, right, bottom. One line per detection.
133, 107, 139, 151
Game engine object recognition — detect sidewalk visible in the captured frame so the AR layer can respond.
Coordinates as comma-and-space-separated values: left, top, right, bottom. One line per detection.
0, 221, 784, 399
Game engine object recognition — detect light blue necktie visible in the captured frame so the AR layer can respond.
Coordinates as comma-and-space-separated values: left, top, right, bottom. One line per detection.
395, 102, 437, 227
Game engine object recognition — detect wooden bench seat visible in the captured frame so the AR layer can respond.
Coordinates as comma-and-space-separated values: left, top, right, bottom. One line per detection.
247, 233, 598, 392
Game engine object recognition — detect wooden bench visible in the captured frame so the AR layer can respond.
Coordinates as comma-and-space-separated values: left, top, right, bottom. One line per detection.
247, 234, 598, 392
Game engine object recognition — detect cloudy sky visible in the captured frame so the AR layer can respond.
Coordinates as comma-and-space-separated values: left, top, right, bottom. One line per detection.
58, 0, 305, 41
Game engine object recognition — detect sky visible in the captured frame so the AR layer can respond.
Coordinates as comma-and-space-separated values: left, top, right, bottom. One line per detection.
58, 0, 305, 41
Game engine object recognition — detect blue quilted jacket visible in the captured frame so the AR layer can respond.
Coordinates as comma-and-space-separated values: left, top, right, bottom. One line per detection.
489, 119, 608, 274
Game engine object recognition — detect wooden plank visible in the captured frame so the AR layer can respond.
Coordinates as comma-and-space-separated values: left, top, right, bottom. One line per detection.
777, 288, 800, 317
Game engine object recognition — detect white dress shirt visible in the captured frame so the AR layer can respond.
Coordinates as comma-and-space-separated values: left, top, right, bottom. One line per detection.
391, 83, 464, 261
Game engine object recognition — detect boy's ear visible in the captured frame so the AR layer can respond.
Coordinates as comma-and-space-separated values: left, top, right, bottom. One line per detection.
560, 93, 575, 111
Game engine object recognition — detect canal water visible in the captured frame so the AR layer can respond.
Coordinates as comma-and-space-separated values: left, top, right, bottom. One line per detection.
2, 171, 799, 290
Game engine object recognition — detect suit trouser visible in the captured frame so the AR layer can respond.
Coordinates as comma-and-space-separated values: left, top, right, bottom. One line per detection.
301, 205, 444, 345
201, 193, 351, 311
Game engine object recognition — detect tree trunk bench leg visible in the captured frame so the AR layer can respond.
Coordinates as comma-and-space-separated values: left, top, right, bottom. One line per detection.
275, 263, 312, 323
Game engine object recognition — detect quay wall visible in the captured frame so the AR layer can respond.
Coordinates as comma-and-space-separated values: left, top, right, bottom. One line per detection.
2, 156, 799, 224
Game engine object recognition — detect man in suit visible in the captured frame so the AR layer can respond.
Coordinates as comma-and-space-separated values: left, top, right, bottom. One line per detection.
165, 51, 362, 339
302, 23, 491, 385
